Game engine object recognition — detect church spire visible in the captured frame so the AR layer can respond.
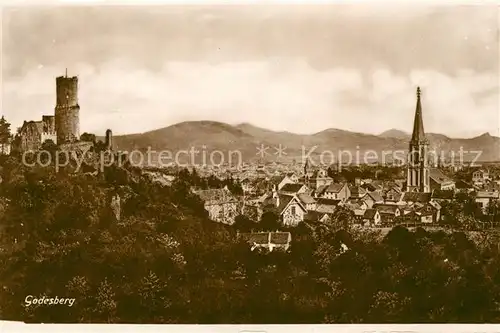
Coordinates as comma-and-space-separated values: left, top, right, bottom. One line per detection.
411, 87, 426, 142
406, 86, 431, 193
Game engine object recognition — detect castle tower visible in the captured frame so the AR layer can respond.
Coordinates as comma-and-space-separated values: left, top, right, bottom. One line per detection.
303, 159, 310, 186
105, 129, 113, 150
55, 71, 80, 144
406, 87, 430, 193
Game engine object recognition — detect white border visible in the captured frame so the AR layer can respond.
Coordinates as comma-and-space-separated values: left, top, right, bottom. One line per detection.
2, 322, 500, 332
0, 0, 499, 5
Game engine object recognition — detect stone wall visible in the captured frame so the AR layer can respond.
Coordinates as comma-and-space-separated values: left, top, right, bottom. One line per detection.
20, 122, 42, 151
42, 115, 56, 133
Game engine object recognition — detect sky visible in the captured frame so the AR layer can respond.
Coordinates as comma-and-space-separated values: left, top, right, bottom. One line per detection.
1, 5, 499, 138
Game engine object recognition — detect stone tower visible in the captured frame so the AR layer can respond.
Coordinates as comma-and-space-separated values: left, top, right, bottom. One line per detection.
55, 70, 80, 144
105, 129, 113, 150
406, 87, 430, 193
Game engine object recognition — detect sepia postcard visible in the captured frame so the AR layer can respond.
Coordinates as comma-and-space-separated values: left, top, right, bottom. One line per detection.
0, 1, 500, 331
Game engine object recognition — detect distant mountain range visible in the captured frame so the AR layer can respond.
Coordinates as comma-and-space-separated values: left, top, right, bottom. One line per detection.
106, 121, 500, 164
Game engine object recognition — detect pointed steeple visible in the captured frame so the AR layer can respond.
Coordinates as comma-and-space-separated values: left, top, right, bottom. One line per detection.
411, 87, 426, 142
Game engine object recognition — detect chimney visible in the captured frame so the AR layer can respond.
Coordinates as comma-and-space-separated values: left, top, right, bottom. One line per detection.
272, 188, 280, 208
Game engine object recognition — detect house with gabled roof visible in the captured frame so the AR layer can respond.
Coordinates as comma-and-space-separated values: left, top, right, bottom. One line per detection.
472, 169, 490, 185
404, 202, 439, 223
239, 232, 292, 252
383, 186, 403, 203
455, 179, 477, 193
268, 175, 283, 188
475, 191, 500, 213
431, 189, 454, 203
360, 191, 384, 208
276, 174, 297, 191
349, 185, 367, 199
400, 191, 432, 205
262, 192, 308, 227
320, 182, 350, 201
343, 199, 368, 211
372, 203, 401, 224
304, 211, 331, 223
279, 183, 308, 196
286, 172, 300, 183
362, 208, 381, 226
309, 168, 334, 190
429, 168, 456, 191
193, 186, 239, 225
315, 198, 341, 214
361, 181, 384, 192
297, 193, 317, 211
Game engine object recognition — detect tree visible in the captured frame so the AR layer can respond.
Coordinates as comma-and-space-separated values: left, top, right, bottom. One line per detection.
0, 116, 12, 154
486, 200, 500, 223
456, 213, 479, 231
328, 206, 356, 230
259, 211, 281, 231
233, 214, 256, 232
2, 155, 500, 324
40, 139, 58, 163
95, 278, 117, 322
80, 132, 96, 143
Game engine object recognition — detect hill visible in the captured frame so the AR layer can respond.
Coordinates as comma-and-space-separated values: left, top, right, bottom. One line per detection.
108, 121, 500, 165
378, 129, 409, 139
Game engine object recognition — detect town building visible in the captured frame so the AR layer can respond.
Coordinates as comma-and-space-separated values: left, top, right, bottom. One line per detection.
362, 208, 381, 226
373, 204, 401, 224
472, 169, 490, 186
317, 182, 350, 201
348, 185, 367, 199
193, 186, 240, 225
309, 168, 334, 190
262, 191, 308, 227
360, 191, 384, 208
279, 183, 308, 196
305, 211, 331, 223
475, 191, 500, 214
314, 198, 341, 214
429, 168, 456, 191
297, 193, 317, 211
239, 232, 292, 252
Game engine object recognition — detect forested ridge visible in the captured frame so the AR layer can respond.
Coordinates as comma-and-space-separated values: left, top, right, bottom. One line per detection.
1, 155, 500, 323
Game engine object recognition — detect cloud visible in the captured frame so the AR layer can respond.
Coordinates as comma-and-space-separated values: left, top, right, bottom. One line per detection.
2, 59, 498, 138
2, 5, 498, 77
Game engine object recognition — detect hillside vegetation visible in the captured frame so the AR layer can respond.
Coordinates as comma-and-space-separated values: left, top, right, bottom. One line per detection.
1, 156, 500, 323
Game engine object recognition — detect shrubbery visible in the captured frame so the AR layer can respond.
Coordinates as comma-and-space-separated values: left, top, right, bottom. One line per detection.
1, 158, 500, 323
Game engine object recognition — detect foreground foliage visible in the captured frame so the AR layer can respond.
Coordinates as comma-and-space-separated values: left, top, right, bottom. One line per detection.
1, 158, 500, 323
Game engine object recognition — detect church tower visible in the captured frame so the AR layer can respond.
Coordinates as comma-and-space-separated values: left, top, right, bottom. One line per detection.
406, 87, 430, 193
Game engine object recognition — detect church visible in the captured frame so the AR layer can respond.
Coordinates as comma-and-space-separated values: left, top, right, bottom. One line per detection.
406, 87, 431, 193
404, 87, 455, 195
